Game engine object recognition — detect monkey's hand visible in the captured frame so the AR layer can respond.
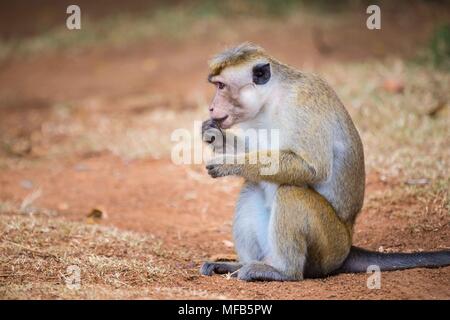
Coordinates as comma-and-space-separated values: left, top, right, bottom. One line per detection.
201, 119, 225, 152
206, 156, 242, 178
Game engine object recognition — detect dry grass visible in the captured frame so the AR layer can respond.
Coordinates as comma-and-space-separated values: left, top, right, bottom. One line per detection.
0, 208, 179, 299
324, 60, 449, 181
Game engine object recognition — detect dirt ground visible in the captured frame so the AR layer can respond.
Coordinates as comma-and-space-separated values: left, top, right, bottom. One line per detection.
1, 154, 449, 299
0, 1, 449, 299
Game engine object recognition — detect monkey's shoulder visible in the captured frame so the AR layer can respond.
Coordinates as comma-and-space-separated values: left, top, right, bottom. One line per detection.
293, 73, 342, 111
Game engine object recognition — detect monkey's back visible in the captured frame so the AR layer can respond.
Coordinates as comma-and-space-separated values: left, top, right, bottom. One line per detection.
316, 107, 365, 224
298, 73, 365, 224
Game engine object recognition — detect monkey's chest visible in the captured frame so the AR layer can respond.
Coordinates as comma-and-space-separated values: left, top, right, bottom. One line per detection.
259, 182, 278, 212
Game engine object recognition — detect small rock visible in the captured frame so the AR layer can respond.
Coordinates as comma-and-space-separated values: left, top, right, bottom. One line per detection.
184, 191, 197, 200
405, 178, 429, 186
58, 202, 69, 210
10, 138, 32, 156
20, 179, 33, 189
222, 240, 234, 248
74, 163, 89, 172
382, 78, 404, 94
86, 207, 107, 224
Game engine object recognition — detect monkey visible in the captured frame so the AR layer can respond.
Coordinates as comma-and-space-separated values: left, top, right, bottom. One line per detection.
199, 42, 450, 281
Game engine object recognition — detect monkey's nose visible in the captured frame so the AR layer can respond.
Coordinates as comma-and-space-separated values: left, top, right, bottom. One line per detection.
212, 115, 229, 125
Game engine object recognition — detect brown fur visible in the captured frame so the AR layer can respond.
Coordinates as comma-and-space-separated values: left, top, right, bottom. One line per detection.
208, 42, 267, 77
201, 43, 450, 281
202, 43, 365, 280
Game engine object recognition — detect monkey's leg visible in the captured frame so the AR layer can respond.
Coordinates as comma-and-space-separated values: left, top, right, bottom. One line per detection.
200, 182, 269, 277
238, 185, 352, 281
233, 182, 271, 262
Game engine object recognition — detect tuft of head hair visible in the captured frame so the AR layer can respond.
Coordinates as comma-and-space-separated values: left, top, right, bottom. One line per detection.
208, 42, 267, 76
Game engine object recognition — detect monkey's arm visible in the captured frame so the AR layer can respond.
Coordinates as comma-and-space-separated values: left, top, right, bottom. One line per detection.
206, 149, 331, 186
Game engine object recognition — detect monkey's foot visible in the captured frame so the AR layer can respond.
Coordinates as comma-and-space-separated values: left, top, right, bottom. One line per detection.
200, 261, 242, 276
237, 262, 294, 282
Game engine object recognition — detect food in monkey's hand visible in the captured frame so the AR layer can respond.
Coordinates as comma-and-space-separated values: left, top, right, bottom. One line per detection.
201, 119, 221, 144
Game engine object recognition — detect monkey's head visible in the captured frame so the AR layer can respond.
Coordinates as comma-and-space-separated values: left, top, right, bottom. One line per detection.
207, 43, 274, 129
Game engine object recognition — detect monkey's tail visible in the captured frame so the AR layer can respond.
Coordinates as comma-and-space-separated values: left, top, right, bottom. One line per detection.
335, 246, 450, 274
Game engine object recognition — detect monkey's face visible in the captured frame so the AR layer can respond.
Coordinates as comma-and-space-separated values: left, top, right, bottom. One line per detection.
208, 61, 272, 129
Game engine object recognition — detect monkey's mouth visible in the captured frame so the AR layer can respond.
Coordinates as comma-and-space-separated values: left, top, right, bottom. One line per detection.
213, 115, 232, 129
218, 121, 232, 129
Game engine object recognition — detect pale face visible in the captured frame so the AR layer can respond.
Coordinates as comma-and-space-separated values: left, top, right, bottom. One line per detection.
208, 61, 272, 129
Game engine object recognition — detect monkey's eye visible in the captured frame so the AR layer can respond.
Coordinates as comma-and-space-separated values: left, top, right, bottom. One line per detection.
216, 82, 225, 90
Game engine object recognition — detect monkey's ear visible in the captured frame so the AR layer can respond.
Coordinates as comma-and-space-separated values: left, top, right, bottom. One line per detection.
252, 63, 271, 85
